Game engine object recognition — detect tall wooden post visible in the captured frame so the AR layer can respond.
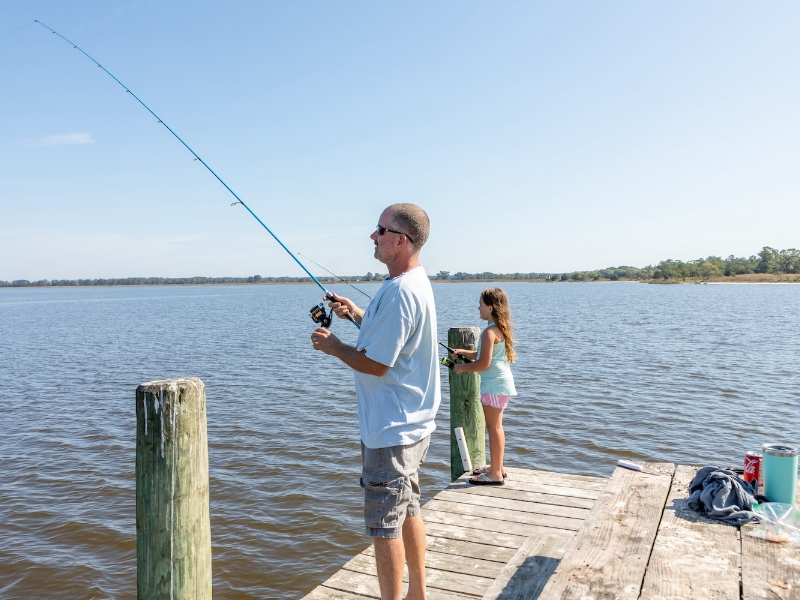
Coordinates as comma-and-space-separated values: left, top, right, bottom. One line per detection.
449, 327, 485, 482
136, 378, 211, 600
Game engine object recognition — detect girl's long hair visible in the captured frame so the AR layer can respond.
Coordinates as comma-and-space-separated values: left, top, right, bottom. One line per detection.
481, 287, 516, 364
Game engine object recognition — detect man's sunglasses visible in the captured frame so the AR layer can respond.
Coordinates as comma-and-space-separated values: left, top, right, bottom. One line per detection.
376, 224, 415, 244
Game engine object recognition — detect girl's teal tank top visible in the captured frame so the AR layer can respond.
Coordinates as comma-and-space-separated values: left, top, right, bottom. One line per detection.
476, 322, 517, 396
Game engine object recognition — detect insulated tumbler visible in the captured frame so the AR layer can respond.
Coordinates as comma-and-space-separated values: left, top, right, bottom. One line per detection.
762, 443, 798, 506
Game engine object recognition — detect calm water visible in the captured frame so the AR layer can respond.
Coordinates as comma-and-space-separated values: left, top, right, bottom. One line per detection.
1, 282, 798, 599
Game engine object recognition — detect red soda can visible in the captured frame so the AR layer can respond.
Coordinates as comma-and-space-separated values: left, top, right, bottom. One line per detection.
744, 451, 762, 486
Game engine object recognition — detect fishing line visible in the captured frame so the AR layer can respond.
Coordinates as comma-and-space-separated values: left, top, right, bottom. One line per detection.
298, 253, 374, 301
0, 21, 34, 41
32, 20, 358, 330
296, 254, 471, 363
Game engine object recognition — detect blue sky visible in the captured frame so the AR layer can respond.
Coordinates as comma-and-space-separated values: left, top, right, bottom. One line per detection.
2, 2, 799, 280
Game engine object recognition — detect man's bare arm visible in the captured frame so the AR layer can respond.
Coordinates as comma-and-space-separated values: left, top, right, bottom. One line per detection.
330, 343, 389, 376
311, 327, 389, 376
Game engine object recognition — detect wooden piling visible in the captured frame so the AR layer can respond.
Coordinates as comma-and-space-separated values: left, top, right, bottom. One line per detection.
136, 377, 211, 600
448, 326, 485, 482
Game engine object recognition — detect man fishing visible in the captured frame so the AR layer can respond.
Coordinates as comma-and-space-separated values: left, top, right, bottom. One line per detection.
33, 22, 439, 598
311, 203, 440, 600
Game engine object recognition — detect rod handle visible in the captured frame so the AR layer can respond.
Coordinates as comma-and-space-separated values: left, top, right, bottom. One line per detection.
441, 342, 473, 363
325, 293, 361, 329
452, 351, 473, 364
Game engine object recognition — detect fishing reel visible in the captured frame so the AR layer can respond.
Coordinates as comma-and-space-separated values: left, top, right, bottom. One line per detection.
310, 303, 333, 328
441, 357, 456, 370
310, 293, 359, 329
441, 352, 471, 370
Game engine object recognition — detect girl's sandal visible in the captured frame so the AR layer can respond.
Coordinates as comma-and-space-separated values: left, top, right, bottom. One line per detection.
469, 472, 505, 486
471, 466, 507, 479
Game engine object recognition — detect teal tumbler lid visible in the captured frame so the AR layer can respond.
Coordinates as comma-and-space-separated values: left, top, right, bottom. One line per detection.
762, 443, 798, 457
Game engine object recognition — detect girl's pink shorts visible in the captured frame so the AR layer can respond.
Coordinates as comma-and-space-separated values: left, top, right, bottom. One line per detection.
480, 394, 510, 409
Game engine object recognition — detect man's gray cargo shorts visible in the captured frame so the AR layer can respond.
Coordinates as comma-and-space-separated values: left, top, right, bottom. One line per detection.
360, 435, 431, 539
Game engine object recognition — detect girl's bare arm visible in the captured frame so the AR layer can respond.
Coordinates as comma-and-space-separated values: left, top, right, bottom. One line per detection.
450, 348, 478, 360
453, 328, 497, 374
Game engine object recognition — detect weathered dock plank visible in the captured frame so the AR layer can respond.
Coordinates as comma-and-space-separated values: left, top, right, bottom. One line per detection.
423, 521, 530, 549
423, 499, 585, 531
304, 587, 376, 600
740, 479, 800, 600
435, 489, 591, 520
503, 467, 607, 491
314, 568, 388, 599
449, 481, 598, 509
537, 462, 675, 600
421, 508, 577, 539
640, 464, 741, 600
464, 477, 603, 500
447, 468, 604, 497
505, 466, 607, 484
318, 567, 475, 600
422, 534, 518, 563
481, 533, 574, 600
343, 551, 495, 596
362, 545, 505, 578
741, 527, 800, 600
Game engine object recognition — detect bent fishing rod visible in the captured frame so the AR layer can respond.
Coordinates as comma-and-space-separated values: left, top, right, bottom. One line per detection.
33, 20, 358, 330
299, 254, 472, 363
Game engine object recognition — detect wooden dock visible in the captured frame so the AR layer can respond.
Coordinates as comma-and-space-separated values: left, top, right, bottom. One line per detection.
304, 464, 800, 600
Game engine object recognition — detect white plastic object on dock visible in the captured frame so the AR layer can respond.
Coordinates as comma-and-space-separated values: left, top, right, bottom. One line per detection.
617, 459, 661, 475
455, 427, 473, 473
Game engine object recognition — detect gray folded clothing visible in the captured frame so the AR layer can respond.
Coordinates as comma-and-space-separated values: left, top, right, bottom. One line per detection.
687, 466, 758, 525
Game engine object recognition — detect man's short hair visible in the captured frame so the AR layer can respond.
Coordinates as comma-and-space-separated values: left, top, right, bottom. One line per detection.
387, 203, 430, 252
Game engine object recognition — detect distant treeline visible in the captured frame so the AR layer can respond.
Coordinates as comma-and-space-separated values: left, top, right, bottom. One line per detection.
647, 247, 799, 280
0, 273, 388, 288
433, 272, 549, 280
2, 247, 798, 287
432, 246, 800, 281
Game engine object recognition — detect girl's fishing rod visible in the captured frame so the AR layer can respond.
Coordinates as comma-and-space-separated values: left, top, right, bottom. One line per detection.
33, 20, 358, 330
299, 254, 471, 363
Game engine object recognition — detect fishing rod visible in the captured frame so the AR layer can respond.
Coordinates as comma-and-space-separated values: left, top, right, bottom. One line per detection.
32, 20, 358, 331
298, 254, 471, 364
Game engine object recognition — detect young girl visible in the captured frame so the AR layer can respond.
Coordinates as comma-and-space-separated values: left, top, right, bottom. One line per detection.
451, 288, 517, 485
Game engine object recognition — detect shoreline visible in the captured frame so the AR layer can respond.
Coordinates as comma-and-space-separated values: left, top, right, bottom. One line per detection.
3, 281, 799, 290
2, 274, 799, 289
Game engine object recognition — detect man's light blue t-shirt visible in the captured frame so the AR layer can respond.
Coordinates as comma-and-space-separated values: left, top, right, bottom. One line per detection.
354, 266, 441, 449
